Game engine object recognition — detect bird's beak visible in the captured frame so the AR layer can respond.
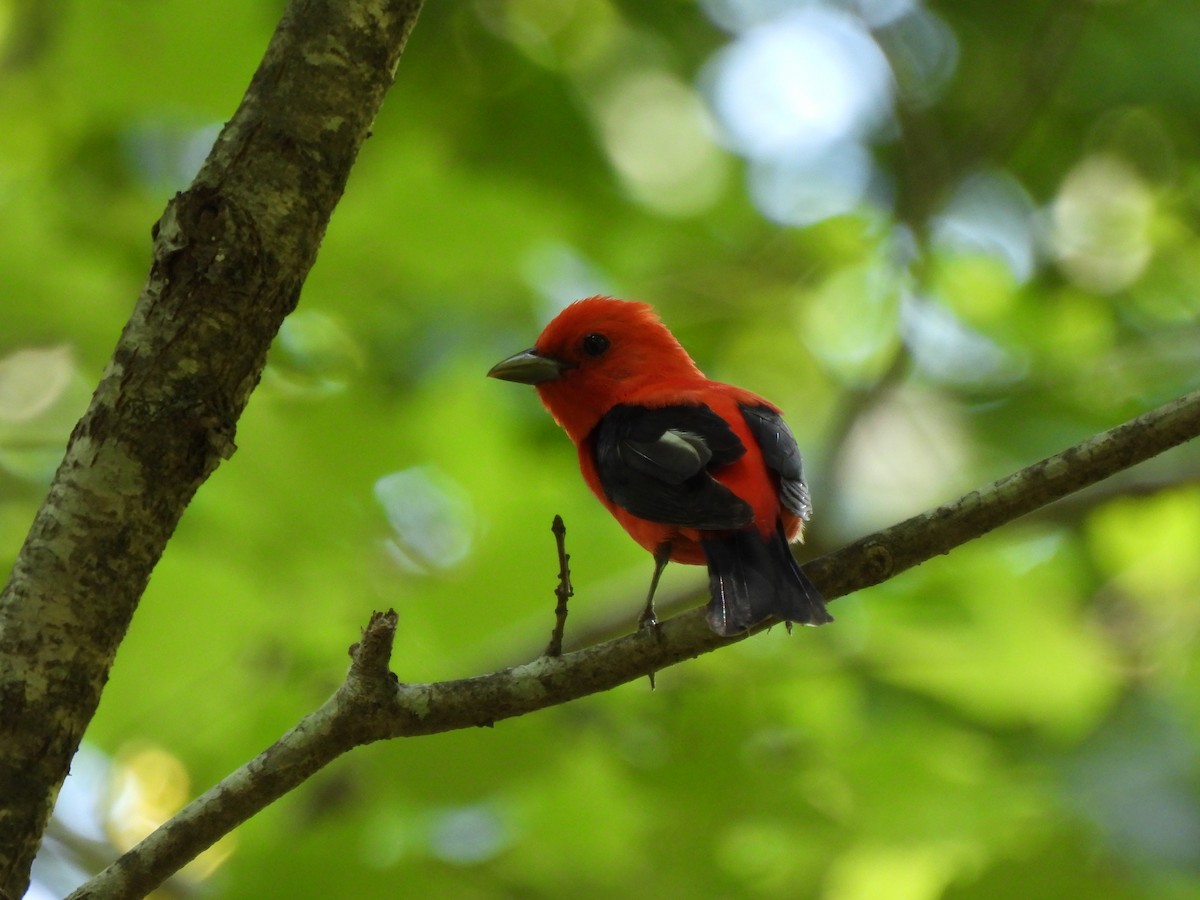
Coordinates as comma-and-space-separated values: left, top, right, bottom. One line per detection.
487, 348, 569, 385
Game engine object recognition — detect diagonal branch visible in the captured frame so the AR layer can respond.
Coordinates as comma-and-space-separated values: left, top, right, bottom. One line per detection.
0, 1, 424, 896
71, 387, 1200, 900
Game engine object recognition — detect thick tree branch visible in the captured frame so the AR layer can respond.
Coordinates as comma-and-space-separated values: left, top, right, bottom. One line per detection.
0, 1, 423, 896
72, 387, 1200, 899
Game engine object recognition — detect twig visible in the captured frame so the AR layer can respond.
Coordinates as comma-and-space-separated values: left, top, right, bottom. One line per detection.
544, 515, 573, 657
69, 386, 1200, 900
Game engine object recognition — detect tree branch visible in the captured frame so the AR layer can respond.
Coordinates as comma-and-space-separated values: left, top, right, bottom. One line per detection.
0, 1, 424, 896
70, 387, 1200, 899
544, 514, 574, 657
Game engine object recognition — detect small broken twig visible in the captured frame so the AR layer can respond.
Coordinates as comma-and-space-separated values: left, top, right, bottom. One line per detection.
544, 515, 574, 657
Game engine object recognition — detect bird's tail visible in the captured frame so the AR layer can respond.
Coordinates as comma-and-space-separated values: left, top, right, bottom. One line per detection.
701, 525, 832, 637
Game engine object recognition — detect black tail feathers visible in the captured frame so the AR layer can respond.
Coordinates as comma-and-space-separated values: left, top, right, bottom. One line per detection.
701, 526, 831, 637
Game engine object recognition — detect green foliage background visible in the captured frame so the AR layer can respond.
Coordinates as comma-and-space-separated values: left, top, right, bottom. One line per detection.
2, 1, 1200, 897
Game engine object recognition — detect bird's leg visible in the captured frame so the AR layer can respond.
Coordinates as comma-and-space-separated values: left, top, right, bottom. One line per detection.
638, 543, 672, 630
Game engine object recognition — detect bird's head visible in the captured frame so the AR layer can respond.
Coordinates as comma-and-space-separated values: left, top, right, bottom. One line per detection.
488, 296, 704, 443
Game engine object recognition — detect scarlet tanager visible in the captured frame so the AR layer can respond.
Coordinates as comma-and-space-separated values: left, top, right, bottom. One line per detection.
488, 296, 831, 637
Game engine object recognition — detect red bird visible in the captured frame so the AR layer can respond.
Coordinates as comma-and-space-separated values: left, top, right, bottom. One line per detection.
488, 296, 830, 636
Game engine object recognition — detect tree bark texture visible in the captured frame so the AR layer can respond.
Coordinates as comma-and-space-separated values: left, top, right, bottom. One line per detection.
0, 2, 424, 896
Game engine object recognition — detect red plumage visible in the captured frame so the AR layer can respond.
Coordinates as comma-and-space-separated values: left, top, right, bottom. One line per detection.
489, 296, 829, 636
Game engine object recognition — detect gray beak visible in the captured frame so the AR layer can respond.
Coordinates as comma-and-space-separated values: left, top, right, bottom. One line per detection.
487, 348, 569, 385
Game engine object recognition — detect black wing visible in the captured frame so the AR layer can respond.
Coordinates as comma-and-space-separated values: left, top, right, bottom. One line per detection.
591, 404, 754, 529
740, 404, 811, 520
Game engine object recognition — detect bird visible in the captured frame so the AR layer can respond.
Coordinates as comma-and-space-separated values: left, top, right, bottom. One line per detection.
488, 296, 830, 637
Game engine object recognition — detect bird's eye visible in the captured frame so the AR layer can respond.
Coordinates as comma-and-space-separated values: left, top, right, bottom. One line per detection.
581, 333, 610, 357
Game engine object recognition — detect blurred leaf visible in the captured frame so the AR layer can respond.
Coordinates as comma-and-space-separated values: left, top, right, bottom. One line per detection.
8, 0, 1200, 897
